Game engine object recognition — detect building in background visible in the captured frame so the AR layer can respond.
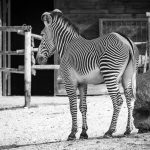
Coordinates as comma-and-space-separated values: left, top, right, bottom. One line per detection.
0, 0, 150, 96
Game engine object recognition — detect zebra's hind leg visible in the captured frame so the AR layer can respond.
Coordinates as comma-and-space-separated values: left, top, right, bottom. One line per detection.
122, 60, 136, 136
104, 84, 123, 138
124, 86, 135, 135
78, 84, 88, 140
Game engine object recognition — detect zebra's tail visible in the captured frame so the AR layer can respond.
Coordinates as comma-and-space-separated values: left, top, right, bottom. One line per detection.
130, 43, 139, 99
132, 71, 136, 99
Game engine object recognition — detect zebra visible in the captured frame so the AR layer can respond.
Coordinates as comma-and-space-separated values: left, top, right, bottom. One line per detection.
36, 9, 139, 141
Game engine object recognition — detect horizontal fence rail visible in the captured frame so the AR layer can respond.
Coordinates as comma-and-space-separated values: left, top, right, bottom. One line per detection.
0, 68, 24, 74
0, 26, 32, 32
17, 30, 42, 40
32, 65, 60, 70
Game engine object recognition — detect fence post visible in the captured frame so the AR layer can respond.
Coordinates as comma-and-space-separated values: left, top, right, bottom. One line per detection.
0, 1, 2, 96
24, 27, 31, 107
146, 12, 150, 68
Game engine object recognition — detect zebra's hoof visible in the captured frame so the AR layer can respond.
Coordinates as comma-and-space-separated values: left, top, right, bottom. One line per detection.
103, 132, 113, 138
124, 130, 131, 136
67, 135, 76, 141
80, 132, 88, 140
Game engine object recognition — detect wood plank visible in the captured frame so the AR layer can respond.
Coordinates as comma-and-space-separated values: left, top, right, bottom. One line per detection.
0, 68, 24, 74
2, 0, 7, 96
0, 0, 2, 96
0, 26, 32, 32
54, 53, 58, 96
146, 12, 150, 68
32, 65, 60, 70
24, 30, 31, 107
17, 31, 42, 40
7, 0, 11, 95
0, 51, 24, 55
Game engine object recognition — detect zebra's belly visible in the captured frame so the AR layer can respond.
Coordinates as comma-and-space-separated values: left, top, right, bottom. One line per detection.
73, 67, 104, 84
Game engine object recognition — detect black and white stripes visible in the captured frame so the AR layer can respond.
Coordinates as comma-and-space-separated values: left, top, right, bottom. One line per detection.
37, 9, 139, 140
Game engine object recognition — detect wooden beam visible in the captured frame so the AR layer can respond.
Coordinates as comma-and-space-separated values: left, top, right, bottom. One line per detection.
54, 53, 58, 96
0, 68, 24, 74
24, 30, 31, 107
0, 26, 32, 32
32, 65, 60, 70
32, 48, 38, 52
0, 0, 2, 96
99, 19, 103, 36
7, 0, 11, 95
146, 12, 150, 68
0, 51, 24, 55
134, 41, 147, 45
17, 30, 42, 40
2, 0, 7, 96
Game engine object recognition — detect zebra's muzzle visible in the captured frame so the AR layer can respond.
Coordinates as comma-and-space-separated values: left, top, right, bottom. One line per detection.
36, 55, 48, 65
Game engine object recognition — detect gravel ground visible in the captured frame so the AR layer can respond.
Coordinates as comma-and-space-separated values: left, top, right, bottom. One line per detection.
0, 96, 150, 150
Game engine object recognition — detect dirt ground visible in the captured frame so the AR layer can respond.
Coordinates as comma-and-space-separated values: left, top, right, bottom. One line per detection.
0, 95, 150, 150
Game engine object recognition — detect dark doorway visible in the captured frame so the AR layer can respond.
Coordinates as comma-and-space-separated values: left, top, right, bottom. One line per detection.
11, 0, 54, 95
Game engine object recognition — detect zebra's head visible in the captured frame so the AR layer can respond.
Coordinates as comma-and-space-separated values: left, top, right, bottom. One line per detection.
36, 9, 62, 64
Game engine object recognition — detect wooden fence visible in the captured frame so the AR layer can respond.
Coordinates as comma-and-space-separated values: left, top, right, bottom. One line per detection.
0, 25, 60, 107
0, 26, 32, 107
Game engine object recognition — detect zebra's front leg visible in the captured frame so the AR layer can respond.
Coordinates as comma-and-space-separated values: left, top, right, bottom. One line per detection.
78, 84, 88, 139
104, 85, 123, 138
64, 82, 78, 141
124, 87, 135, 135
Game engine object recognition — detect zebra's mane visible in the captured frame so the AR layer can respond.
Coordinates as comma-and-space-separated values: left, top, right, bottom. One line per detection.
50, 11, 79, 34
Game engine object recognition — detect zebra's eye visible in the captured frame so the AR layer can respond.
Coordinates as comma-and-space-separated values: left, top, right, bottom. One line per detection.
40, 29, 45, 36
41, 33, 45, 36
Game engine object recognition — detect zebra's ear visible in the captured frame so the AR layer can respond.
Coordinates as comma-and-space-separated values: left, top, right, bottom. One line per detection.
53, 9, 62, 14
41, 12, 52, 27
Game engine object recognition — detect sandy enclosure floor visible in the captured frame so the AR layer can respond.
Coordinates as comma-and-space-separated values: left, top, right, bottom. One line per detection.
0, 96, 150, 150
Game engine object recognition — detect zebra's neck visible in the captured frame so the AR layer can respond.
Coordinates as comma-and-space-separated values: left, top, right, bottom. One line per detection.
52, 24, 80, 59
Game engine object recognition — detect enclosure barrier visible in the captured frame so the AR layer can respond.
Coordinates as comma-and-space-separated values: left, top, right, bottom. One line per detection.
0, 25, 60, 107
0, 26, 32, 107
